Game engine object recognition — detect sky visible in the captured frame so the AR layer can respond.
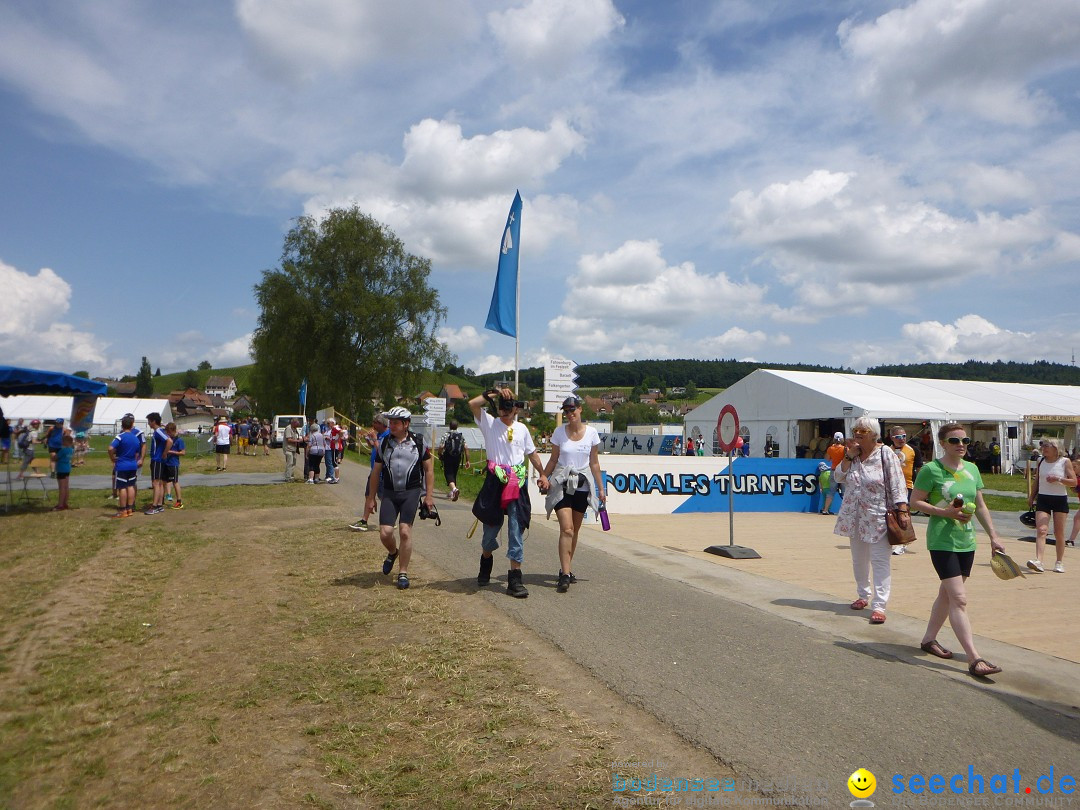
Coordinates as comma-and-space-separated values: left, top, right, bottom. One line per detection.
2, 0, 1079, 380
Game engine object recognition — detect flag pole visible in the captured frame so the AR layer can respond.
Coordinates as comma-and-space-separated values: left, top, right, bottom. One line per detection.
515, 240, 520, 396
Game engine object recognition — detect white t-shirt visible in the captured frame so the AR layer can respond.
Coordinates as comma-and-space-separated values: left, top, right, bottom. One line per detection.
551, 424, 600, 472
478, 411, 535, 467
214, 424, 231, 445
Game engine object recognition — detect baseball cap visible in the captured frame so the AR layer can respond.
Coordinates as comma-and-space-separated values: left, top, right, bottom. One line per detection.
833, 432, 844, 441
561, 395, 583, 410
56, 418, 64, 423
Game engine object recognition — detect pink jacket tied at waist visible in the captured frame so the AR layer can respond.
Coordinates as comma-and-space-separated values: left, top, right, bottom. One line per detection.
487, 460, 526, 509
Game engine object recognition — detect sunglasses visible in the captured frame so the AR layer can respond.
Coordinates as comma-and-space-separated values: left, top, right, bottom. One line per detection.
945, 437, 971, 446
892, 434, 907, 440
852, 428, 873, 436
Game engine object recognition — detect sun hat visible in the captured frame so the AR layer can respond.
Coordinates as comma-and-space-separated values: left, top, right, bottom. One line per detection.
990, 550, 1025, 581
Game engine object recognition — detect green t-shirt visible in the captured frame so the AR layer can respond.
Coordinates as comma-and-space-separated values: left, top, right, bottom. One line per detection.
913, 459, 983, 552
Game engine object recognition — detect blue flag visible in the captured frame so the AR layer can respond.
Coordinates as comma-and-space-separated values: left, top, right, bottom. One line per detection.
485, 191, 521, 337
299, 378, 307, 411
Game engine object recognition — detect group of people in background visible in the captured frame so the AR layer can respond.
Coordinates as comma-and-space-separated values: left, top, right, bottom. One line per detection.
281, 416, 348, 484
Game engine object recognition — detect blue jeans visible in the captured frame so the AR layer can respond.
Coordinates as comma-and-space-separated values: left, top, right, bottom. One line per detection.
325, 452, 336, 480
482, 498, 526, 564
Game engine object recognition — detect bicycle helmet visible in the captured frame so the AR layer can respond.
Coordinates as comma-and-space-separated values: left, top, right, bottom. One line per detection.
382, 406, 412, 421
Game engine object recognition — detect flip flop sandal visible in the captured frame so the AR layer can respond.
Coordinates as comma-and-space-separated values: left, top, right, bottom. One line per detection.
920, 640, 954, 659
850, 598, 868, 610
869, 611, 886, 624
968, 658, 1002, 678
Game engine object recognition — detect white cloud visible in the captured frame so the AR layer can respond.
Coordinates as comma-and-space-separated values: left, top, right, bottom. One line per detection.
730, 169, 1070, 317
236, 0, 480, 78
839, 0, 1080, 125
488, 0, 624, 71
437, 325, 487, 355
277, 117, 585, 266
0, 260, 114, 372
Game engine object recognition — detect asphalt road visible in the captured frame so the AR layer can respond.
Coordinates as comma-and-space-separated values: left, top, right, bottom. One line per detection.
409, 491, 1080, 803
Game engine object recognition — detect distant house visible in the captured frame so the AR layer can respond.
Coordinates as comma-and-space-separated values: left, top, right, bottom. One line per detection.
231, 395, 256, 413
439, 384, 467, 401
600, 391, 628, 406
205, 376, 237, 399
416, 391, 437, 403
585, 396, 609, 415
670, 386, 687, 396
639, 393, 660, 406
110, 381, 136, 397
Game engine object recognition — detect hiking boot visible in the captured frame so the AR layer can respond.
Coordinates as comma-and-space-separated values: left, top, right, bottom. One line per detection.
477, 554, 494, 586
556, 572, 570, 593
382, 551, 398, 575
506, 569, 528, 599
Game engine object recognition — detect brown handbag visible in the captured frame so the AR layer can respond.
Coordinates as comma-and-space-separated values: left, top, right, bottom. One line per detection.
881, 448, 917, 546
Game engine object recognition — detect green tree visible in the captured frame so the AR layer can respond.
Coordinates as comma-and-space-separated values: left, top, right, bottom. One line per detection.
73, 370, 89, 379
452, 399, 474, 425
154, 367, 161, 377
251, 207, 451, 415
529, 410, 555, 436
183, 369, 199, 389
198, 360, 212, 371
135, 357, 153, 398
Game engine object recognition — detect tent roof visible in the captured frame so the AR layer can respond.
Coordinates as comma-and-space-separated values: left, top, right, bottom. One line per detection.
689, 370, 1080, 424
0, 365, 107, 396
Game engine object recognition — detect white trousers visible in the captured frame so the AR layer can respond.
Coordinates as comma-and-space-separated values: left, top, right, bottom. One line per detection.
850, 536, 892, 611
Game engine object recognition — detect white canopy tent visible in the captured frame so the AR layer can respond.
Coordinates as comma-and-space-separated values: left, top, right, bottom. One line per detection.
685, 370, 1080, 473
2, 396, 173, 435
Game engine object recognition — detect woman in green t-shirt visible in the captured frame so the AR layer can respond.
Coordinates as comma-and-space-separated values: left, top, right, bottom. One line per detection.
910, 423, 1006, 679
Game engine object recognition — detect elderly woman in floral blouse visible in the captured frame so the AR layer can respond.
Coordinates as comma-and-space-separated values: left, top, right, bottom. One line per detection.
833, 416, 910, 624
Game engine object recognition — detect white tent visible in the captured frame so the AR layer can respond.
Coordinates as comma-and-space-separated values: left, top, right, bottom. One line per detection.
1, 395, 173, 434
685, 370, 1080, 473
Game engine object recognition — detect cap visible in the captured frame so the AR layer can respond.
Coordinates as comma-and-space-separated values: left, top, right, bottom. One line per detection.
56, 418, 64, 423
561, 395, 583, 410
817, 462, 830, 472
833, 432, 844, 441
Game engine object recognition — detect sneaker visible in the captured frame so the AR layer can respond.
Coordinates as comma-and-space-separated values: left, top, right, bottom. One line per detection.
397, 573, 410, 590
450, 487, 460, 502
1054, 561, 1065, 573
144, 505, 165, 515
1027, 560, 1045, 573
111, 511, 126, 519
172, 501, 184, 509
556, 572, 570, 593
349, 519, 369, 532
506, 569, 528, 599
306, 479, 314, 484
568, 572, 577, 584
477, 554, 494, 586
382, 551, 398, 575
891, 546, 906, 555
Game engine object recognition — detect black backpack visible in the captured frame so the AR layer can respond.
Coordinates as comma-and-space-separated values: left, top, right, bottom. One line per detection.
442, 431, 464, 458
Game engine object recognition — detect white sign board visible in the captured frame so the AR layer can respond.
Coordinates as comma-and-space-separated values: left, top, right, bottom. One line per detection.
423, 397, 447, 427
544, 358, 578, 413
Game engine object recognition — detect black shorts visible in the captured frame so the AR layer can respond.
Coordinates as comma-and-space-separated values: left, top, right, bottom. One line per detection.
379, 488, 422, 526
163, 466, 179, 483
151, 460, 167, 481
56, 471, 70, 480
115, 469, 138, 488
929, 549, 976, 581
554, 488, 590, 514
215, 444, 231, 455
1036, 494, 1069, 515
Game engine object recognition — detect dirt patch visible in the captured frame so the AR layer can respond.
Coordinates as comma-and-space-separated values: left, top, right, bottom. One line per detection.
1, 486, 734, 808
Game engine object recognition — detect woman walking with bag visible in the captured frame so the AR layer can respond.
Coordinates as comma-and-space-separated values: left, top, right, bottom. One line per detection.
832, 416, 909, 624
910, 423, 1006, 678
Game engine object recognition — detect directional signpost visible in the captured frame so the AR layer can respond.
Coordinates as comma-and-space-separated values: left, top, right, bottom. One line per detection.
422, 397, 447, 448
544, 358, 578, 413
705, 404, 761, 560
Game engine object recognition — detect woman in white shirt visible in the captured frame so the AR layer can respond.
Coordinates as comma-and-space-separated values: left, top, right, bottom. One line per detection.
1027, 438, 1076, 573
541, 396, 607, 593
213, 418, 232, 471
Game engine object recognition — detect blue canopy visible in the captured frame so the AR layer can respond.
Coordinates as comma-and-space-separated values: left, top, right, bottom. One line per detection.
0, 366, 108, 396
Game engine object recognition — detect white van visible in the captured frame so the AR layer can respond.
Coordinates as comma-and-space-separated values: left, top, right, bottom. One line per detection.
270, 414, 306, 448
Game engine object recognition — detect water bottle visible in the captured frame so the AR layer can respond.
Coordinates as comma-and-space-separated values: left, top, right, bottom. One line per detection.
599, 502, 611, 531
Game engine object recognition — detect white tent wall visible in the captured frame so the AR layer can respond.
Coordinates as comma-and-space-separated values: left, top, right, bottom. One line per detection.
686, 370, 1080, 473
1, 395, 172, 434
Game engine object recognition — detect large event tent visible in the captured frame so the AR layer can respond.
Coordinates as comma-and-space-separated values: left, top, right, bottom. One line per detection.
1, 396, 172, 434
685, 370, 1080, 472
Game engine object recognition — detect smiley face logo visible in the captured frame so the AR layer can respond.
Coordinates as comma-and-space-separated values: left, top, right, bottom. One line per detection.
848, 769, 876, 798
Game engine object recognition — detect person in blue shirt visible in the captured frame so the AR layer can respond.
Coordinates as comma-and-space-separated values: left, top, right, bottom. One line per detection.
145, 412, 172, 515
45, 417, 65, 476
349, 415, 389, 531
51, 433, 75, 511
164, 422, 185, 509
109, 415, 142, 518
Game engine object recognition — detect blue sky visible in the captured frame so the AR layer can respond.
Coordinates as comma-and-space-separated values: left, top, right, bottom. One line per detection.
2, 0, 1079, 379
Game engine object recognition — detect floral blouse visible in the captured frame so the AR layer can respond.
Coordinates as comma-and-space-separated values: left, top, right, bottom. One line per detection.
832, 446, 909, 544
